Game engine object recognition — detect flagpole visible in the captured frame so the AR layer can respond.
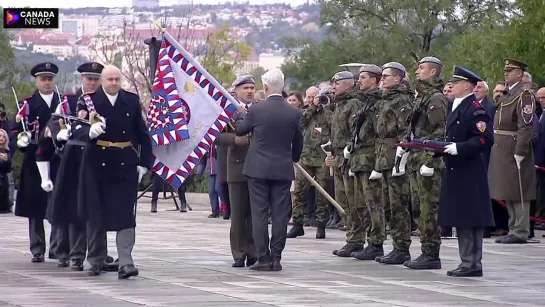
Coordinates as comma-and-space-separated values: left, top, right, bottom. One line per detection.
149, 20, 241, 108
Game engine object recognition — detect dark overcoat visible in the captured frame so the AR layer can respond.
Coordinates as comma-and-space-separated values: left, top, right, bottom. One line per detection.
46, 94, 84, 226
12, 90, 59, 219
77, 88, 152, 231
438, 94, 495, 228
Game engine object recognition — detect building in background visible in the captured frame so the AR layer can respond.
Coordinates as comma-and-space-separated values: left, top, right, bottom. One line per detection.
132, 0, 160, 8
61, 19, 83, 37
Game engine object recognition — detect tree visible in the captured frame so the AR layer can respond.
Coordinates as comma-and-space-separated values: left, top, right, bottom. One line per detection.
0, 14, 17, 110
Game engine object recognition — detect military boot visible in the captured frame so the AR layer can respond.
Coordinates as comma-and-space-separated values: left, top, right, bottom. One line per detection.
70, 259, 84, 271
376, 249, 410, 265
352, 244, 384, 260
403, 253, 441, 269
151, 201, 158, 213
286, 225, 304, 238
316, 226, 325, 239
335, 244, 363, 257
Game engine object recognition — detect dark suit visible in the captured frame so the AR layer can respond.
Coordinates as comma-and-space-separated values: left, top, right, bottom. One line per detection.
216, 117, 256, 262
234, 94, 303, 263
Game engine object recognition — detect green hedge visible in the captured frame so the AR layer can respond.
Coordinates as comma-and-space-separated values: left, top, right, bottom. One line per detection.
12, 150, 208, 193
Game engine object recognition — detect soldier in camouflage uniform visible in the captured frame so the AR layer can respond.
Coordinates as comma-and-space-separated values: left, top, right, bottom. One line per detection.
287, 90, 332, 239
402, 57, 448, 270
324, 71, 364, 257
345, 64, 386, 261
372, 62, 414, 265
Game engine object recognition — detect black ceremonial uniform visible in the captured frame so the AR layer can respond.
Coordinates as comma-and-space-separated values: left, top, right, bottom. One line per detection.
439, 66, 494, 278
12, 87, 60, 261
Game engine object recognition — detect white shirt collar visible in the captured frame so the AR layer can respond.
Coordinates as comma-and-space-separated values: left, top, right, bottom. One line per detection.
39, 92, 53, 107
103, 87, 118, 105
508, 81, 520, 91
452, 93, 473, 112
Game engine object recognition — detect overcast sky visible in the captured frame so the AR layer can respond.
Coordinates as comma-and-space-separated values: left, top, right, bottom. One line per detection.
2, 0, 311, 8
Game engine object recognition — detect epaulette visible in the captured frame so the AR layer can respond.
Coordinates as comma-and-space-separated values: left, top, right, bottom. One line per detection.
21, 95, 32, 101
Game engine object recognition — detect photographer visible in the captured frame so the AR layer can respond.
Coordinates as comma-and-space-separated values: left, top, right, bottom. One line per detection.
287, 86, 333, 239
0, 103, 14, 210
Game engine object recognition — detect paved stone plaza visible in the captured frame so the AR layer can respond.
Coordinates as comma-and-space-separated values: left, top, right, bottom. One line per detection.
0, 193, 544, 307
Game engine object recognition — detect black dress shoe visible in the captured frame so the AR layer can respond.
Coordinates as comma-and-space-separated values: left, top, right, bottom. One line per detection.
447, 267, 483, 277
246, 257, 257, 267
31, 254, 45, 263
103, 261, 119, 272
249, 261, 272, 271
118, 264, 139, 279
88, 265, 101, 276
232, 259, 245, 267
272, 261, 282, 271
105, 256, 115, 263
48, 253, 57, 260
70, 259, 84, 271
58, 259, 69, 267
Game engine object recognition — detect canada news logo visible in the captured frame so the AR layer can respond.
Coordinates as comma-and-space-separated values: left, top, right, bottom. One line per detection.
4, 8, 59, 29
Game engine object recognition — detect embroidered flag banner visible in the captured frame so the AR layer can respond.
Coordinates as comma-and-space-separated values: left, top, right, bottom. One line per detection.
147, 30, 238, 189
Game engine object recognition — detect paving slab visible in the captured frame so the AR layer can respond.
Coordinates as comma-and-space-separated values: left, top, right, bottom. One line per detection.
0, 193, 544, 306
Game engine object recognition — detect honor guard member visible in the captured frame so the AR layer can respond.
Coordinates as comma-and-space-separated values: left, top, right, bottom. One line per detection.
287, 86, 332, 239
77, 65, 152, 279
346, 64, 386, 261
439, 66, 494, 277
216, 74, 257, 268
12, 62, 61, 263
489, 59, 536, 244
324, 70, 364, 257
372, 62, 414, 265
403, 56, 448, 270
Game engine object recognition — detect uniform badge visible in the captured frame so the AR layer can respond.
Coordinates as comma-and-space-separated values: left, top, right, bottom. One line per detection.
92, 62, 98, 69
523, 104, 532, 115
45, 63, 51, 69
505, 60, 509, 65
520, 90, 535, 124
476, 121, 486, 132
313, 127, 322, 134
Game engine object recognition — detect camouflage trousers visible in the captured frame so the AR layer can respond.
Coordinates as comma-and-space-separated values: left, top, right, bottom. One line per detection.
355, 171, 385, 246
334, 167, 364, 245
408, 170, 442, 255
292, 164, 330, 226
382, 171, 412, 251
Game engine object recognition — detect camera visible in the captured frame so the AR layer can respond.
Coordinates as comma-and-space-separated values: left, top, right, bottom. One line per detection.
317, 86, 334, 105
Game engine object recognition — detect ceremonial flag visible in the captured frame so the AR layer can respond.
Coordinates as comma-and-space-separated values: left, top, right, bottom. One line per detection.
147, 30, 239, 189
17, 100, 29, 118
59, 96, 71, 115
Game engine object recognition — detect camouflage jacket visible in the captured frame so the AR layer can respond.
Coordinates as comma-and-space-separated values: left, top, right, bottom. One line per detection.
299, 104, 332, 167
349, 88, 382, 173
406, 78, 448, 172
331, 89, 361, 168
374, 84, 414, 171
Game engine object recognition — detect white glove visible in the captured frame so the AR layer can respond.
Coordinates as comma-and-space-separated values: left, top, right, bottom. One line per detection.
514, 154, 524, 169
343, 145, 351, 159
369, 170, 383, 180
420, 165, 434, 177
36, 161, 53, 192
56, 126, 71, 141
16, 132, 31, 148
348, 169, 355, 176
444, 143, 458, 155
395, 146, 406, 157
137, 166, 148, 184
88, 122, 106, 140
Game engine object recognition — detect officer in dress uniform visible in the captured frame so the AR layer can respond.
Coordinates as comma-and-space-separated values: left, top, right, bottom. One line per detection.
12, 62, 60, 263
47, 62, 118, 272
439, 66, 494, 277
76, 65, 152, 278
488, 59, 536, 244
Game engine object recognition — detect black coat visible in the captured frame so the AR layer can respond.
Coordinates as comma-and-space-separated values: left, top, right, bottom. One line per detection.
438, 94, 495, 228
77, 88, 152, 231
12, 90, 59, 219
46, 94, 85, 226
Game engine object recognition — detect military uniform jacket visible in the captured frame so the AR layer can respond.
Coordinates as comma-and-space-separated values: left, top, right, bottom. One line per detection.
350, 88, 381, 173
406, 79, 447, 172
330, 89, 361, 168
299, 104, 331, 167
12, 90, 59, 219
216, 110, 251, 183
46, 93, 87, 226
77, 87, 152, 231
438, 94, 495, 228
488, 82, 536, 201
374, 84, 413, 172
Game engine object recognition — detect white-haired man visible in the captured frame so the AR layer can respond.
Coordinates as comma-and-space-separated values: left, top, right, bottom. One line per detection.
234, 69, 304, 271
